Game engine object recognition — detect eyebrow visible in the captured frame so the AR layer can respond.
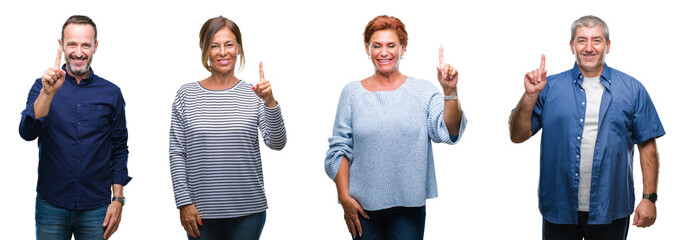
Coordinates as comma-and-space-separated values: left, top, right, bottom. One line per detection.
371, 41, 398, 45
576, 36, 604, 40
213, 40, 235, 44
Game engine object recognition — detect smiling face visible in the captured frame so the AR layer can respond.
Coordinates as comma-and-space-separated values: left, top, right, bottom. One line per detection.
570, 25, 610, 77
60, 23, 97, 78
366, 29, 405, 76
208, 27, 240, 74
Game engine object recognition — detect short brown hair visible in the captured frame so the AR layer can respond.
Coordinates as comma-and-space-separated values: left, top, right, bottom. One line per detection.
363, 15, 408, 48
62, 15, 97, 42
199, 16, 245, 72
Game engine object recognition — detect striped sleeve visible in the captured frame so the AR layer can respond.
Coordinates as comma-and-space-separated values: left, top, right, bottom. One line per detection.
169, 87, 192, 207
258, 103, 287, 150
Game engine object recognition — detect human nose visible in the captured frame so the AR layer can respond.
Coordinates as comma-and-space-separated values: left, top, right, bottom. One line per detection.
380, 46, 390, 56
73, 46, 86, 56
219, 46, 228, 56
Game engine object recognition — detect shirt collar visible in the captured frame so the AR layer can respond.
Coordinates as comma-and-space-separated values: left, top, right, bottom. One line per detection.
571, 62, 612, 89
62, 64, 96, 85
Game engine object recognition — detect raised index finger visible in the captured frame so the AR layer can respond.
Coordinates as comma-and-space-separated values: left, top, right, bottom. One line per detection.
259, 61, 265, 81
438, 45, 444, 66
540, 54, 546, 70
55, 47, 62, 68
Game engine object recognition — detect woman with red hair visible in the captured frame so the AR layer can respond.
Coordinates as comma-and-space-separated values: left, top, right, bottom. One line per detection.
325, 15, 467, 239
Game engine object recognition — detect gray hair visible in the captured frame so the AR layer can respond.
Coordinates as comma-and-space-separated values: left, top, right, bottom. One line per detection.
570, 15, 609, 43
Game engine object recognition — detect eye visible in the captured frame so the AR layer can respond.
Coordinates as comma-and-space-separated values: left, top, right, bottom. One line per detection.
211, 45, 219, 49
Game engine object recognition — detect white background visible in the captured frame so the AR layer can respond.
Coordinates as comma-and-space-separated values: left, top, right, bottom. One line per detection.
1, 0, 684, 239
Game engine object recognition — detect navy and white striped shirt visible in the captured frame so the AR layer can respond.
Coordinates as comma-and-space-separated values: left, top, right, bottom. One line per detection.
169, 80, 286, 219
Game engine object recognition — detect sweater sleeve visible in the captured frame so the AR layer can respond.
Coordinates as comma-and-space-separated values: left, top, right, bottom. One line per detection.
169, 87, 192, 207
427, 86, 467, 144
258, 102, 287, 150
325, 84, 354, 181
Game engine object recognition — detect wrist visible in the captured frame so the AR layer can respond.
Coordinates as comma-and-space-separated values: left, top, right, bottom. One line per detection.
523, 92, 540, 102
40, 88, 56, 97
337, 194, 351, 203
442, 87, 457, 96
264, 98, 277, 108
111, 196, 126, 206
642, 193, 658, 203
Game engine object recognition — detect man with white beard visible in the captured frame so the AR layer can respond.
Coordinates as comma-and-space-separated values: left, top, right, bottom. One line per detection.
19, 15, 131, 240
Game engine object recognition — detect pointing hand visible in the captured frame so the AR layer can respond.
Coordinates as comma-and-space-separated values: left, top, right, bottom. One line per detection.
524, 54, 547, 94
41, 47, 66, 95
252, 61, 277, 108
436, 45, 458, 93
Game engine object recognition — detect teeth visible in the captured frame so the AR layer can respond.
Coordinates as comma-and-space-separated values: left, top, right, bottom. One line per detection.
379, 59, 391, 63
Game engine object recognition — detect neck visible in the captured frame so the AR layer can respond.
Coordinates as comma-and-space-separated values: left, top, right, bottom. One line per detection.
67, 69, 90, 85
207, 70, 238, 85
578, 64, 603, 78
373, 70, 404, 85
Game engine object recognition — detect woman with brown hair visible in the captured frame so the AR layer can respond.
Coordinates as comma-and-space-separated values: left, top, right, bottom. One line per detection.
169, 16, 286, 239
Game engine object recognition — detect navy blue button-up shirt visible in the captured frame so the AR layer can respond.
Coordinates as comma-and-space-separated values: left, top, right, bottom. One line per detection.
531, 63, 665, 224
19, 65, 131, 210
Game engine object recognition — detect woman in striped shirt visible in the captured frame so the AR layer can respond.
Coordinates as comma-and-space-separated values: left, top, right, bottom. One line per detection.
169, 16, 286, 240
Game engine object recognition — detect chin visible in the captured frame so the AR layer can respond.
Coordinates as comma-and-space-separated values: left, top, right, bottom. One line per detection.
213, 66, 235, 73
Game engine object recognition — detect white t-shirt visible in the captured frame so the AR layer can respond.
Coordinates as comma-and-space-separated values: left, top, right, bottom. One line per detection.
579, 76, 604, 212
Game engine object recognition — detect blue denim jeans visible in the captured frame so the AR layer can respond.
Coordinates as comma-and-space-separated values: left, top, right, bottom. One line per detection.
35, 194, 107, 240
188, 211, 267, 240
353, 206, 426, 240
542, 211, 630, 240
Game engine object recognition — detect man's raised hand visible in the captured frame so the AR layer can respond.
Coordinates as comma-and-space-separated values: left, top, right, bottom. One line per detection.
524, 54, 547, 94
41, 47, 66, 95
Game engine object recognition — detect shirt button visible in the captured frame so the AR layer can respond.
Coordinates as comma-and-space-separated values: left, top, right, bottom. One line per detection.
577, 155, 580, 158
575, 173, 579, 177
577, 136, 581, 140
580, 119, 584, 122
77, 104, 81, 107
582, 102, 585, 105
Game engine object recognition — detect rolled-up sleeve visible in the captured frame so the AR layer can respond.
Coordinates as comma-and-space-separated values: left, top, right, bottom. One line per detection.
19, 79, 46, 141
325, 86, 354, 181
427, 91, 467, 144
110, 90, 131, 186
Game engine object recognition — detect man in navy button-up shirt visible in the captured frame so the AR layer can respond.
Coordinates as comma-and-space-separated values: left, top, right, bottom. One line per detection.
19, 15, 130, 240
509, 15, 664, 240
